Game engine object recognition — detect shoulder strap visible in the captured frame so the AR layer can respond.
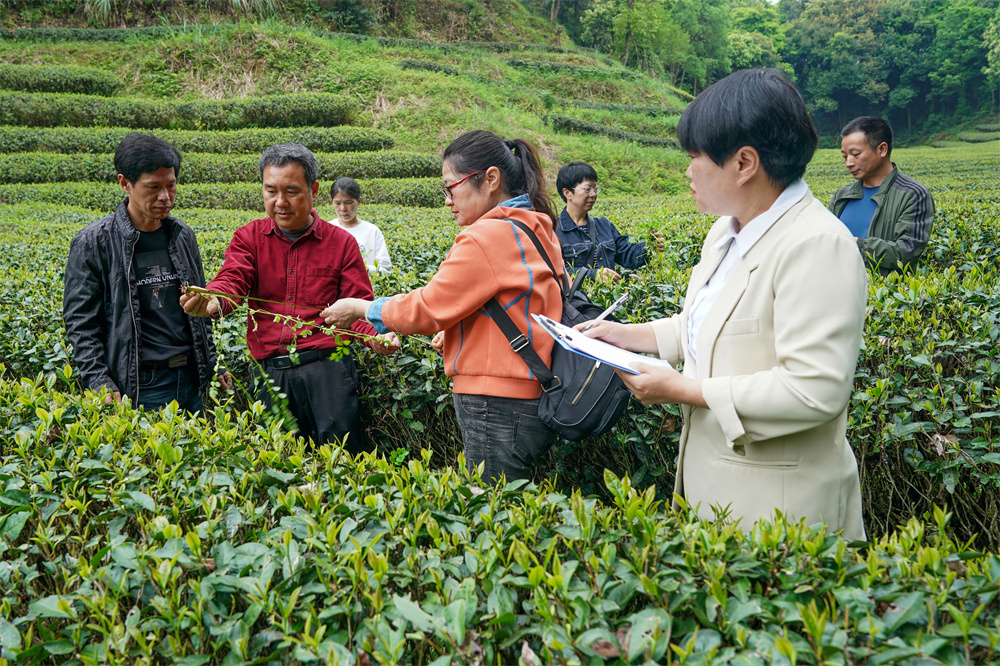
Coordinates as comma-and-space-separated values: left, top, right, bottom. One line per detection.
484, 218, 568, 390
501, 218, 569, 296
585, 215, 598, 269
485, 297, 557, 388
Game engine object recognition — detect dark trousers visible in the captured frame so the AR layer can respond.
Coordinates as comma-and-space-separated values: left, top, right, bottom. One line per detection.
136, 363, 202, 413
453, 393, 553, 486
255, 354, 367, 454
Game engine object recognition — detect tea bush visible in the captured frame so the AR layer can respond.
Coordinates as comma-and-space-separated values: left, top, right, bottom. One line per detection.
0, 125, 394, 154
0, 151, 442, 184
0, 178, 442, 210
0, 92, 356, 130
545, 114, 681, 148
398, 60, 461, 76
0, 378, 998, 664
955, 131, 1000, 143
3, 145, 1000, 550
506, 58, 639, 80
0, 63, 122, 96
551, 97, 683, 116
0, 24, 234, 42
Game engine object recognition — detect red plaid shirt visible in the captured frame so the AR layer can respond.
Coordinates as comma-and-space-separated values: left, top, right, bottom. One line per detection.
208, 211, 378, 360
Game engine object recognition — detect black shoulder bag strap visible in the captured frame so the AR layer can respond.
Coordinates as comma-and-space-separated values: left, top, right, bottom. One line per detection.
585, 215, 598, 269
485, 218, 565, 391
563, 216, 598, 301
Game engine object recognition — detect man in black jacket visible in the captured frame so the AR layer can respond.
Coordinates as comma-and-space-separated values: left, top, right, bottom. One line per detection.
63, 132, 229, 411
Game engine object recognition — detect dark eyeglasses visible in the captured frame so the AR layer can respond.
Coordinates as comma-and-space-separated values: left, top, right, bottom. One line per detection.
442, 170, 487, 200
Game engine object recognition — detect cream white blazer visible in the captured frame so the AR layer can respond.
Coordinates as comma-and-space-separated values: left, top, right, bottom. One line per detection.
650, 193, 868, 540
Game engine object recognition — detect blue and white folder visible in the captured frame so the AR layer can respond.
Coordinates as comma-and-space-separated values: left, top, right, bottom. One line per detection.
531, 314, 675, 375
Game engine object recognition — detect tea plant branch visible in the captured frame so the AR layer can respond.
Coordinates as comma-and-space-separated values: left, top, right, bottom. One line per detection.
182, 284, 435, 349
183, 283, 322, 312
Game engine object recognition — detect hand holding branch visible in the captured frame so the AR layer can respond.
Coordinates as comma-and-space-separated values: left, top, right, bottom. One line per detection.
322, 298, 371, 329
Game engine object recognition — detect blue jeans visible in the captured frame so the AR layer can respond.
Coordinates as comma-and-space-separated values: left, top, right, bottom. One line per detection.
136, 363, 202, 413
453, 393, 553, 486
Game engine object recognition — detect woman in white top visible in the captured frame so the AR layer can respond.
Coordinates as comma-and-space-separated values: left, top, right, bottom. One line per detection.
330, 177, 392, 275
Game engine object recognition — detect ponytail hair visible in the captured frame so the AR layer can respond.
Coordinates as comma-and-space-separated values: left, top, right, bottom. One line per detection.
443, 130, 557, 229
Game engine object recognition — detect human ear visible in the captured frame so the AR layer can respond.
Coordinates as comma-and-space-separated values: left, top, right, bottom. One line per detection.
734, 146, 761, 187
483, 166, 503, 194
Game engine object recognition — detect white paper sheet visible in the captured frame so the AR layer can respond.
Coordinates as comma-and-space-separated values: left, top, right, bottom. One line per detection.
531, 314, 675, 375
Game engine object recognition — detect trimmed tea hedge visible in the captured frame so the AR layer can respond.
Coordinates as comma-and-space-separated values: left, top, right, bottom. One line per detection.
975, 123, 1000, 131
454, 39, 572, 53
0, 92, 356, 130
552, 96, 683, 116
956, 131, 1000, 143
506, 58, 639, 80
0, 63, 122, 96
0, 151, 442, 184
1, 147, 999, 552
0, 24, 233, 42
0, 379, 998, 664
0, 178, 442, 210
0, 125, 394, 154
546, 113, 680, 148
398, 59, 461, 76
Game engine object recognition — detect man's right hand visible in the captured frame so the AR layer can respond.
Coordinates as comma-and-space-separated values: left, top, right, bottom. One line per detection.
180, 292, 220, 318
103, 390, 121, 405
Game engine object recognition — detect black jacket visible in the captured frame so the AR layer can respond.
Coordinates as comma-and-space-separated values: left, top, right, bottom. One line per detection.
62, 199, 217, 400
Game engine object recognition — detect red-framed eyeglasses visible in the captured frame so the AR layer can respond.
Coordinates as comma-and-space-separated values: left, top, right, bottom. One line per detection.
442, 170, 487, 200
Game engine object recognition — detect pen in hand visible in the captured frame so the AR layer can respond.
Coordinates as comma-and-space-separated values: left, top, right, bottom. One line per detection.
581, 291, 629, 332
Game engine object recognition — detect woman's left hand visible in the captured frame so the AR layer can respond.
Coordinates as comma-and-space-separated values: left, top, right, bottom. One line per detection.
616, 362, 707, 408
322, 298, 370, 328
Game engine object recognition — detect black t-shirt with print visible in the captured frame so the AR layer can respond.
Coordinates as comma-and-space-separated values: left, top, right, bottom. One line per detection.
134, 221, 193, 363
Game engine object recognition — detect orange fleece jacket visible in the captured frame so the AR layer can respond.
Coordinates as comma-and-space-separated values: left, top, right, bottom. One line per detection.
381, 207, 564, 399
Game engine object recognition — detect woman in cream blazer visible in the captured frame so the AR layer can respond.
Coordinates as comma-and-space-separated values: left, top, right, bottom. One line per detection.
583, 69, 868, 540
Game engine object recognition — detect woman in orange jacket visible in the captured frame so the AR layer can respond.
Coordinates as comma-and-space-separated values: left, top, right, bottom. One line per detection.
323, 130, 564, 485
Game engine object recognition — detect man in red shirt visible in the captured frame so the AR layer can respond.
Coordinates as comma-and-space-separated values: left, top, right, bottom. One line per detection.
181, 143, 398, 451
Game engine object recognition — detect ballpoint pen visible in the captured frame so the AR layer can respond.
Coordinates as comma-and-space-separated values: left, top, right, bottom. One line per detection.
581, 291, 629, 332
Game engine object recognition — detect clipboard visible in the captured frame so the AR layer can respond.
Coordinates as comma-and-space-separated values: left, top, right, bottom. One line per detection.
531, 314, 675, 375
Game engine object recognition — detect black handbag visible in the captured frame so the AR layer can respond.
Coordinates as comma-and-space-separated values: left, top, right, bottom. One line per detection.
485, 219, 632, 441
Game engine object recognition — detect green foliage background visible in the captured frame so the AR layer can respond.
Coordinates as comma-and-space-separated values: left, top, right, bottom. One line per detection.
0, 18, 999, 666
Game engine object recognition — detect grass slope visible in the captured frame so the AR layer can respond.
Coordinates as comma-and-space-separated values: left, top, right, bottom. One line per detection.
0, 23, 689, 195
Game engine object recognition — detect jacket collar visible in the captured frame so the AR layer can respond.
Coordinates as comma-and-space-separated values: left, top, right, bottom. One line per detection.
843, 163, 899, 201
558, 207, 588, 232
498, 193, 532, 209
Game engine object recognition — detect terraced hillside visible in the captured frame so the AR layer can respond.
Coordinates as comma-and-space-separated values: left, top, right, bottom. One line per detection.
0, 24, 690, 198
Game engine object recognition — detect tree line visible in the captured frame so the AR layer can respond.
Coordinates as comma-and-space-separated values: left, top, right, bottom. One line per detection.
532, 0, 1000, 135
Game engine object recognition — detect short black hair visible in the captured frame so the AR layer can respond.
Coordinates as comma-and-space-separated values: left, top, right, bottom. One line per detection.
841, 116, 893, 157
331, 177, 362, 201
677, 68, 817, 190
555, 162, 598, 202
113, 132, 181, 184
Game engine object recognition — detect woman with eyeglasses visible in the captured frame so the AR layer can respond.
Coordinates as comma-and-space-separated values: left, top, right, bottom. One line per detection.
323, 130, 564, 485
555, 162, 654, 283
